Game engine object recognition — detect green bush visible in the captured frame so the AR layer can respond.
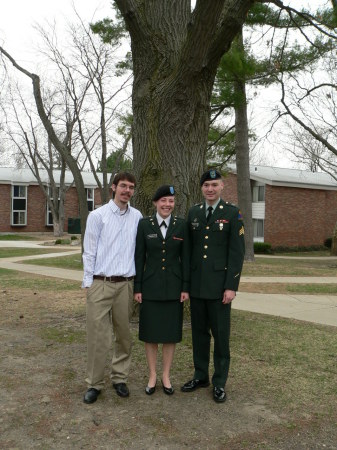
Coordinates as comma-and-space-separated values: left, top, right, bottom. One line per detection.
254, 242, 272, 254
55, 238, 71, 245
324, 237, 332, 249
71, 235, 78, 241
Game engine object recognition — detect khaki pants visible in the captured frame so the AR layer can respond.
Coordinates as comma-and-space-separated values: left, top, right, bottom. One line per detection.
85, 279, 134, 390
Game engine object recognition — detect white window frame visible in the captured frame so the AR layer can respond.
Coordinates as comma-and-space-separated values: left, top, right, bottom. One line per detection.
253, 218, 264, 239
11, 185, 27, 226
86, 188, 94, 212
252, 185, 265, 202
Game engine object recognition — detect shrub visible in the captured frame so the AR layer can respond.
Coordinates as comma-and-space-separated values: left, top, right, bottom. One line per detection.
71, 235, 78, 241
324, 237, 332, 249
254, 242, 272, 254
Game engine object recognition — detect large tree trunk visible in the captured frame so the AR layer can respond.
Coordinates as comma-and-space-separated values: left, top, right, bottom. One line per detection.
132, 70, 213, 215
234, 31, 254, 262
115, 0, 253, 216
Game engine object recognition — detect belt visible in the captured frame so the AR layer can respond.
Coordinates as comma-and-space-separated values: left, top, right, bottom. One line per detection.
93, 275, 134, 282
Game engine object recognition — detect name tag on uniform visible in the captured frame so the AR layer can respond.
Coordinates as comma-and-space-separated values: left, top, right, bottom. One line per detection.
173, 236, 183, 241
147, 234, 158, 239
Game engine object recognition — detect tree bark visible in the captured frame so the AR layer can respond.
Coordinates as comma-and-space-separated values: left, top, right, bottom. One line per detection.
233, 31, 254, 262
115, 0, 253, 215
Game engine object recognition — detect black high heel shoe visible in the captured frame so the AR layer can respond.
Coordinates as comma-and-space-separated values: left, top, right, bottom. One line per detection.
145, 382, 156, 395
161, 380, 174, 395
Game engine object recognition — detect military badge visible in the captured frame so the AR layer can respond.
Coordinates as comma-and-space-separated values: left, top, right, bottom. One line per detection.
210, 170, 216, 179
239, 226, 244, 236
238, 211, 243, 221
169, 186, 175, 195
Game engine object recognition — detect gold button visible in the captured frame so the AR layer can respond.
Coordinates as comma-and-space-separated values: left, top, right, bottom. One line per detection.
162, 258, 166, 262
162, 267, 165, 270
163, 241, 165, 244
205, 236, 208, 239
162, 250, 166, 253
206, 226, 210, 230
204, 245, 208, 249
203, 255, 207, 259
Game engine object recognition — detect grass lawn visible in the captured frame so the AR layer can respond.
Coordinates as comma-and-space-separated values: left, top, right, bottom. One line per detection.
0, 234, 39, 241
0, 248, 74, 258
0, 267, 80, 291
240, 282, 337, 295
24, 253, 83, 270
243, 256, 337, 277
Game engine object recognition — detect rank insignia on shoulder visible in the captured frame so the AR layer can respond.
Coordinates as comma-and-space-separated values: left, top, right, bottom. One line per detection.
239, 226, 244, 236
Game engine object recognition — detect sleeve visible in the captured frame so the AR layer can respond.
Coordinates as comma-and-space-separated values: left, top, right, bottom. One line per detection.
181, 220, 190, 293
134, 220, 146, 294
224, 209, 245, 291
81, 212, 102, 288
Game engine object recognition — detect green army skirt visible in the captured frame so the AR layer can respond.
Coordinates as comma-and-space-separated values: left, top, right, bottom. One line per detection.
139, 299, 183, 343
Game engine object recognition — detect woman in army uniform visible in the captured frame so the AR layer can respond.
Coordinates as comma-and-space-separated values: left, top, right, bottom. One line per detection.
134, 185, 190, 395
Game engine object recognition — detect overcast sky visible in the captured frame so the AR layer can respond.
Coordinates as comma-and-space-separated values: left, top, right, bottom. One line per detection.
0, 0, 330, 169
0, 0, 112, 67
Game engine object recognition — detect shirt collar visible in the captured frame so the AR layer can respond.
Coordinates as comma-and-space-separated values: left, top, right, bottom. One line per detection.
110, 199, 129, 214
205, 198, 221, 211
156, 213, 171, 226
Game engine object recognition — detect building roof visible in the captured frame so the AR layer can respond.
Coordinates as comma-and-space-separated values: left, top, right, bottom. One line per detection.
0, 167, 104, 188
228, 165, 337, 190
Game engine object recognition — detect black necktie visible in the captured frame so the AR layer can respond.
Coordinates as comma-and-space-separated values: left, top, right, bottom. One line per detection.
206, 206, 213, 222
160, 221, 167, 228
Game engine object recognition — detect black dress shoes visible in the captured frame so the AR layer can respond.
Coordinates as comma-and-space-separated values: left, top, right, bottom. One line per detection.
113, 382, 129, 398
181, 379, 210, 392
145, 384, 156, 395
161, 380, 174, 395
83, 388, 101, 404
213, 387, 227, 403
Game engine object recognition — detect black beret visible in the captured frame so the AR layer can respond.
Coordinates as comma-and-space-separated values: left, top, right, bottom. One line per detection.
152, 185, 175, 201
200, 169, 222, 186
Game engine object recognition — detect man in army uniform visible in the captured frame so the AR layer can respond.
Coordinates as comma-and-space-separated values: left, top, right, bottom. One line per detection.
181, 169, 245, 402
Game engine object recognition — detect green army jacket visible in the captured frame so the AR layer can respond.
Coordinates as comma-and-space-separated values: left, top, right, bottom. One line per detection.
134, 215, 190, 301
188, 199, 245, 299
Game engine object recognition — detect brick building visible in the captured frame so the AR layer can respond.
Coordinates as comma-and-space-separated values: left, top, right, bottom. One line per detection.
222, 165, 337, 248
0, 167, 104, 234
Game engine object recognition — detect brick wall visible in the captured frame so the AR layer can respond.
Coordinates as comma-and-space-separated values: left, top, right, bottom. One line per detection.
220, 174, 337, 247
0, 185, 11, 232
265, 185, 337, 247
222, 173, 239, 204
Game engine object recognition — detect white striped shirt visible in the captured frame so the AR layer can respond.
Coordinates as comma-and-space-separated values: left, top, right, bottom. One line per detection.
82, 200, 142, 288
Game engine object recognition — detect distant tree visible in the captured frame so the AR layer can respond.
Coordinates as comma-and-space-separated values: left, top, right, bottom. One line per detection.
0, 88, 72, 236
0, 11, 130, 241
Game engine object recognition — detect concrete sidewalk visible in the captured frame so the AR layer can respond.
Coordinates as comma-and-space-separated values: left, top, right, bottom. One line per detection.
0, 246, 336, 327
234, 292, 337, 327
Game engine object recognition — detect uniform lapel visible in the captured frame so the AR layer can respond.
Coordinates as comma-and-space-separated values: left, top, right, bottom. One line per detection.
149, 214, 162, 238
198, 203, 207, 225
165, 215, 176, 240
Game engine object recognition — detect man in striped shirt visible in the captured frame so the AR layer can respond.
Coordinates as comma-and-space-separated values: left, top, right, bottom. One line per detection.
82, 172, 142, 404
